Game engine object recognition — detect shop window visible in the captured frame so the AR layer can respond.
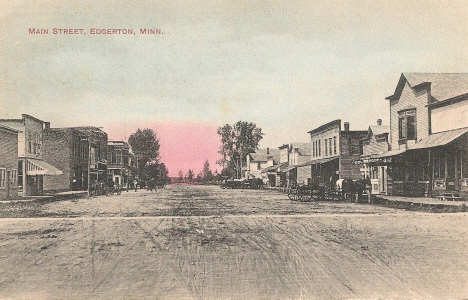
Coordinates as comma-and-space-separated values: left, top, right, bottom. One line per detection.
398, 109, 417, 142
434, 152, 446, 179
0, 169, 5, 188
370, 166, 378, 179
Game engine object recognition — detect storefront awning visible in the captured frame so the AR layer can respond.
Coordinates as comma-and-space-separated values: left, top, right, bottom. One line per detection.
26, 159, 63, 175
261, 162, 288, 173
283, 165, 297, 172
409, 127, 468, 150
372, 149, 406, 159
298, 157, 338, 167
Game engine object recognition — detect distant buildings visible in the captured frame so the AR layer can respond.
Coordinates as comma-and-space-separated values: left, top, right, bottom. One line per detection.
107, 140, 131, 188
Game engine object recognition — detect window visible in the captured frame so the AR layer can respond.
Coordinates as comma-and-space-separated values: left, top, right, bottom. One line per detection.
313, 141, 315, 157
329, 138, 332, 156
318, 140, 321, 156
10, 169, 17, 188
398, 109, 416, 141
434, 152, 446, 179
257, 162, 261, 169
333, 137, 337, 155
0, 169, 5, 189
324, 139, 328, 156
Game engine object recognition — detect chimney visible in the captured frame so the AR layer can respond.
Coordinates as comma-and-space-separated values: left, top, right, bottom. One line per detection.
267, 147, 270, 154
44, 122, 50, 130
377, 119, 382, 126
344, 122, 350, 132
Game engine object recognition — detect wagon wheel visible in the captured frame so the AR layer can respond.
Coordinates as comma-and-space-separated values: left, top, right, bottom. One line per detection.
288, 188, 297, 201
301, 193, 312, 202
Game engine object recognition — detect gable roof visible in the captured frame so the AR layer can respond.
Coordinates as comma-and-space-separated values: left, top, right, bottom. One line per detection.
387, 73, 468, 103
369, 125, 389, 136
291, 142, 311, 156
250, 148, 280, 163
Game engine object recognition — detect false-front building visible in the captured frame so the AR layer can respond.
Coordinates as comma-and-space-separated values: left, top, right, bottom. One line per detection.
371, 73, 468, 197
308, 120, 367, 189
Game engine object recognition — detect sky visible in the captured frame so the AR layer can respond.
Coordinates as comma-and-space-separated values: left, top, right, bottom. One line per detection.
1, 0, 468, 176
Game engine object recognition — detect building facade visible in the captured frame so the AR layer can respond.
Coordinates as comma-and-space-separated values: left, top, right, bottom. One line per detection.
0, 114, 62, 196
378, 73, 468, 197
107, 140, 131, 187
0, 125, 20, 199
43, 126, 89, 192
308, 120, 367, 189
359, 119, 390, 194
279, 143, 311, 186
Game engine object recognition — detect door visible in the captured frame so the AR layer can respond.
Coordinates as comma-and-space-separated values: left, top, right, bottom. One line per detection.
6, 170, 10, 198
447, 151, 456, 191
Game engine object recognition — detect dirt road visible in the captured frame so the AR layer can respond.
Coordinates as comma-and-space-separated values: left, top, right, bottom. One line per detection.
0, 185, 466, 299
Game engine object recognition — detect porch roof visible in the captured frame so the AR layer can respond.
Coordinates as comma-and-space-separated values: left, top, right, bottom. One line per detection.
261, 162, 288, 173
298, 157, 338, 167
372, 149, 407, 159
410, 127, 468, 150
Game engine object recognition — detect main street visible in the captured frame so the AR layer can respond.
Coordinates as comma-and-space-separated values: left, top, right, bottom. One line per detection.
0, 185, 467, 299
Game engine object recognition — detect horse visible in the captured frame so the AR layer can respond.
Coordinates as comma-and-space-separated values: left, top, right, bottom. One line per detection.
336, 178, 369, 202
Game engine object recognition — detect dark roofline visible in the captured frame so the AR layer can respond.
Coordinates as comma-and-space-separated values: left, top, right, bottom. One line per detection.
278, 144, 289, 149
308, 119, 341, 135
386, 73, 406, 101
426, 93, 468, 109
21, 114, 45, 123
0, 124, 21, 134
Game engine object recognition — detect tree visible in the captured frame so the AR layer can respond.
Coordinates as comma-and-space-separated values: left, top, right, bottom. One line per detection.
186, 169, 194, 182
128, 128, 160, 179
202, 160, 213, 182
217, 121, 264, 179
178, 170, 183, 183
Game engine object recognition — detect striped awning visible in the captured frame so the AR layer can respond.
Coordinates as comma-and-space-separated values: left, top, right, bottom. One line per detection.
26, 159, 63, 175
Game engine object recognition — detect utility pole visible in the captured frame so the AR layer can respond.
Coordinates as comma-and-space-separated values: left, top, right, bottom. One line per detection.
87, 139, 91, 196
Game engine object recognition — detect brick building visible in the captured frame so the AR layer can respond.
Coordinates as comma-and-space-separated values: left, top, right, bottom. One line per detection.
308, 120, 367, 189
43, 125, 108, 193
0, 124, 20, 199
43, 126, 87, 192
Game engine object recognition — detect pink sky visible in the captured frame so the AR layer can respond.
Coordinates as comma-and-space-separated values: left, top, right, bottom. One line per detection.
105, 121, 222, 177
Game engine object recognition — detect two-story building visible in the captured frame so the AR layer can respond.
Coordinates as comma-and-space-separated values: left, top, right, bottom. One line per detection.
381, 73, 468, 197
245, 147, 280, 186
308, 120, 367, 189
71, 127, 108, 189
42, 125, 89, 192
278, 143, 311, 186
358, 119, 390, 194
0, 114, 62, 196
107, 140, 131, 187
0, 124, 20, 199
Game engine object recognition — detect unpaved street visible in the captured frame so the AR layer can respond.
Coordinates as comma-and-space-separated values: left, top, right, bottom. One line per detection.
0, 185, 467, 299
